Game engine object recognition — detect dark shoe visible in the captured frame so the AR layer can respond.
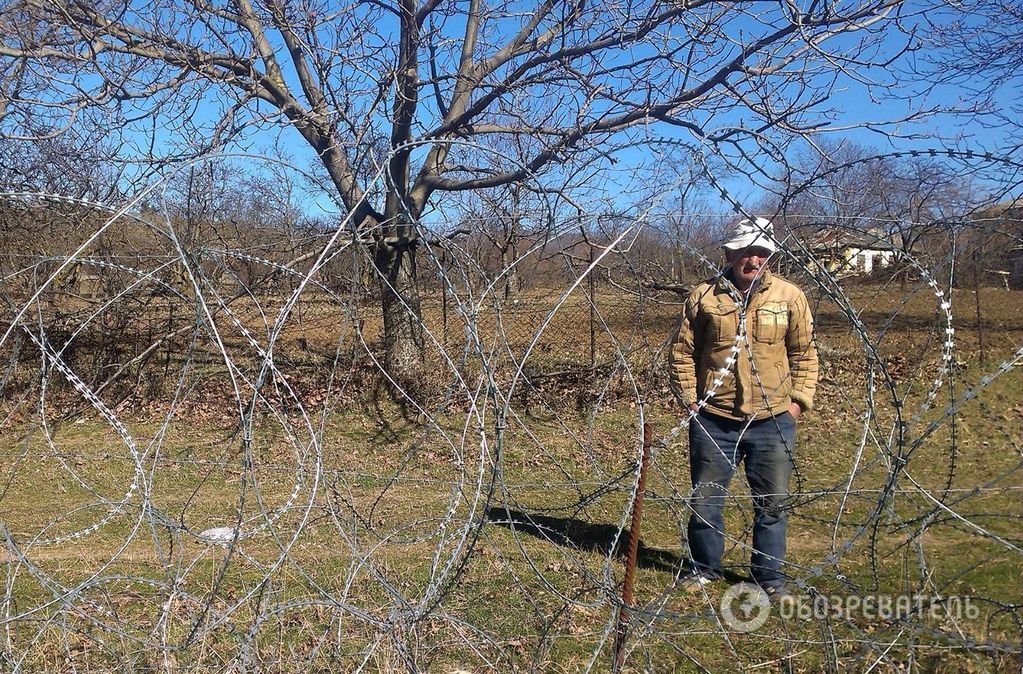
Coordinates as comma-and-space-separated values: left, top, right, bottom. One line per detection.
762, 583, 794, 603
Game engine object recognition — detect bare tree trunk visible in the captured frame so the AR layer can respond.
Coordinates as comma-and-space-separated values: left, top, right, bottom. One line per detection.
374, 239, 424, 374
502, 239, 519, 301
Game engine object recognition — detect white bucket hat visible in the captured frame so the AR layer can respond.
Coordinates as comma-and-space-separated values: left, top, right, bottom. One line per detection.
723, 217, 777, 254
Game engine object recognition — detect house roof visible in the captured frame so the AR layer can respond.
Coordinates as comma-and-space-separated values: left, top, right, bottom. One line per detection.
789, 224, 900, 252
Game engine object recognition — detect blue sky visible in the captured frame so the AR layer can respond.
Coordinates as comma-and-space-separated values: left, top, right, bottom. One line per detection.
76, 1, 1021, 224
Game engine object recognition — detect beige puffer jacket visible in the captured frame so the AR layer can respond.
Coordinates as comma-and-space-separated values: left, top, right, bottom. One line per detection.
669, 270, 818, 421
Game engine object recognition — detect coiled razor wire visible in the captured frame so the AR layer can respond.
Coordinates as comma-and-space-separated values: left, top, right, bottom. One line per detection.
0, 146, 1020, 672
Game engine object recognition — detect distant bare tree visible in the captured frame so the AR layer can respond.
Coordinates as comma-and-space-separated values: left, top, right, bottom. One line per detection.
0, 133, 122, 202
775, 142, 990, 271
457, 181, 559, 299
0, 134, 124, 300
776, 142, 892, 231
873, 158, 981, 267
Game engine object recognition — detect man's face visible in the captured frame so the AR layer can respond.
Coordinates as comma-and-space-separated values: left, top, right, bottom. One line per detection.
726, 246, 772, 290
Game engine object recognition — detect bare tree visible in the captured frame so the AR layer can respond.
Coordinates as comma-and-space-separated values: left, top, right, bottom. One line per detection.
921, 0, 1023, 148
776, 141, 893, 232
871, 158, 978, 266
1, 0, 930, 374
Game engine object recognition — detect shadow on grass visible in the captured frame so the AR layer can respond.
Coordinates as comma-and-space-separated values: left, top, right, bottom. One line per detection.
486, 506, 688, 574
487, 507, 755, 584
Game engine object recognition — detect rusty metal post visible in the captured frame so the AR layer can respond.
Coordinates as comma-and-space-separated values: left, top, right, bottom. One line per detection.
613, 422, 652, 672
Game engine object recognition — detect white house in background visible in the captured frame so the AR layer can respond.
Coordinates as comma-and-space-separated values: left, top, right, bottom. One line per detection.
843, 242, 897, 274
793, 226, 901, 278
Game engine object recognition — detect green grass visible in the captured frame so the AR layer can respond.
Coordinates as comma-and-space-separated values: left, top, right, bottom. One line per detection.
1, 286, 1021, 671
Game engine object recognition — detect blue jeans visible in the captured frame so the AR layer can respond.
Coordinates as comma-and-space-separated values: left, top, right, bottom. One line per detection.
687, 410, 796, 587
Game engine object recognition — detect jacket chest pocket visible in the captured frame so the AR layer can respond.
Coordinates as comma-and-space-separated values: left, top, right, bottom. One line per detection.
755, 302, 788, 343
704, 303, 739, 344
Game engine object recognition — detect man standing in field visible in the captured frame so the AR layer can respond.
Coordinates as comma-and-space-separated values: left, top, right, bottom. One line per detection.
669, 217, 818, 595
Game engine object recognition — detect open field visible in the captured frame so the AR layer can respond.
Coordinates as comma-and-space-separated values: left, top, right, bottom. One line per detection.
1, 284, 1021, 672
